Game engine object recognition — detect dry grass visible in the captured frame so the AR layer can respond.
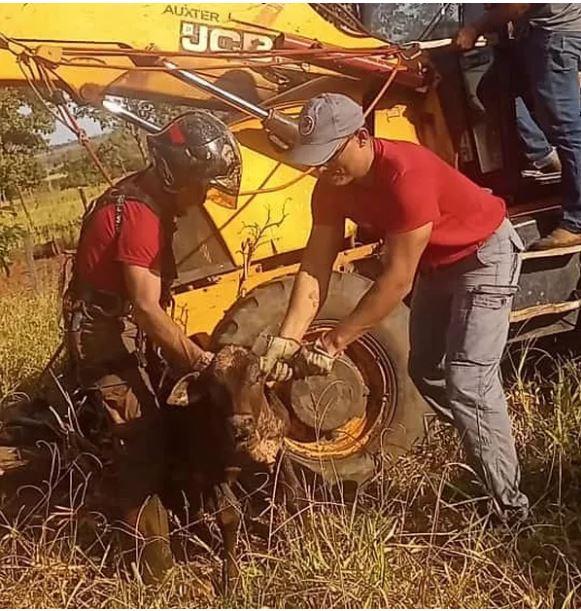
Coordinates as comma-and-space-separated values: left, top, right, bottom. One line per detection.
1, 282, 581, 607
17, 186, 104, 230
0, 271, 60, 398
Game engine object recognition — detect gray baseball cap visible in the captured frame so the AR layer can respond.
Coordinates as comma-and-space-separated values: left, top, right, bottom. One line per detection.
288, 93, 365, 167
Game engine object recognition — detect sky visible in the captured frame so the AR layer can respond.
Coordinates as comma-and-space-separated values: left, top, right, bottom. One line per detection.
48, 116, 104, 146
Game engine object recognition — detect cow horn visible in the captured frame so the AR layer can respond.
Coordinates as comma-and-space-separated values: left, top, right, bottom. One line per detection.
166, 372, 202, 407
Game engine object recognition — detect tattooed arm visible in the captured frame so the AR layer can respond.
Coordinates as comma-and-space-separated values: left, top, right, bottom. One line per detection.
279, 222, 343, 342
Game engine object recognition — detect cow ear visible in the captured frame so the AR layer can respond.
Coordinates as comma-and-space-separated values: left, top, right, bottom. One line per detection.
166, 372, 200, 407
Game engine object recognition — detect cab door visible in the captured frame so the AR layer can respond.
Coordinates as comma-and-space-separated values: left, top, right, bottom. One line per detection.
359, 3, 560, 206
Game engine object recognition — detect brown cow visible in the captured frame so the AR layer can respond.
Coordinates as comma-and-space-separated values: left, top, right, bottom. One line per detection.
164, 344, 295, 591
0, 345, 297, 592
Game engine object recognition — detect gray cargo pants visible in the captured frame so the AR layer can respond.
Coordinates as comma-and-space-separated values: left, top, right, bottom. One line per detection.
409, 218, 529, 514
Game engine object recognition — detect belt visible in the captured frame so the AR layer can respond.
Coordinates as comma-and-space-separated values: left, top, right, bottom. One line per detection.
75, 284, 132, 317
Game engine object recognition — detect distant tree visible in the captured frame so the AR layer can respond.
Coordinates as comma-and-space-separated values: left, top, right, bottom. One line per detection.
56, 97, 228, 189
0, 88, 55, 200
59, 129, 146, 189
75, 98, 193, 166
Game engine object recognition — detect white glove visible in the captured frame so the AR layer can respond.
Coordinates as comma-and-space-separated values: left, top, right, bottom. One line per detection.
293, 337, 336, 377
259, 335, 301, 381
192, 350, 214, 373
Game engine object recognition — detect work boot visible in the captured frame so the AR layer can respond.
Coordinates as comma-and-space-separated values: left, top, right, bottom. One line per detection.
529, 227, 581, 251
483, 505, 532, 534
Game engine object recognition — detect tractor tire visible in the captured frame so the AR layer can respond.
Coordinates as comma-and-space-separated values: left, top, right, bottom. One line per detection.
212, 272, 431, 486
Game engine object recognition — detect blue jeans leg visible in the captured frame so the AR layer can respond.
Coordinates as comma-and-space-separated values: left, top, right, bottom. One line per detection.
478, 52, 552, 164
523, 29, 581, 233
515, 96, 554, 164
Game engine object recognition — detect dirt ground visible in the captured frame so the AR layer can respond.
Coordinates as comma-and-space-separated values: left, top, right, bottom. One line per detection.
0, 253, 64, 295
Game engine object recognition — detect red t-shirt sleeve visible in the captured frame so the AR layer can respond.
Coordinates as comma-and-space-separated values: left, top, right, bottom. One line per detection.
115, 200, 163, 270
311, 180, 345, 226
384, 170, 440, 234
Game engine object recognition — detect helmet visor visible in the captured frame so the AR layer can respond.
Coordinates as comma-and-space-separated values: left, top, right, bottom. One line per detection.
206, 184, 238, 209
205, 134, 241, 208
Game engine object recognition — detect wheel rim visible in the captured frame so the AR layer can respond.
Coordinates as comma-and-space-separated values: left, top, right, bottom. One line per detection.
282, 321, 398, 461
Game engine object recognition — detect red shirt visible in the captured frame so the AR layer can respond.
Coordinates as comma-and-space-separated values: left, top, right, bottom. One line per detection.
76, 199, 165, 295
312, 138, 507, 270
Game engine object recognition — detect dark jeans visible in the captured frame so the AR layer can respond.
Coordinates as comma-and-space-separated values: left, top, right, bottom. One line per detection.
522, 28, 581, 232
66, 309, 173, 581
478, 48, 553, 164
515, 97, 554, 164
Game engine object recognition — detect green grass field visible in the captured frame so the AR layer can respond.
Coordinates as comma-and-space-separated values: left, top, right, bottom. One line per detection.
5, 185, 105, 248
1, 271, 581, 607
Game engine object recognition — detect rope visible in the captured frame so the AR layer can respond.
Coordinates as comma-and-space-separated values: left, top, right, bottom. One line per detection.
53, 44, 405, 60
58, 104, 114, 186
236, 56, 402, 197
17, 54, 114, 186
0, 30, 411, 75
363, 56, 400, 119
238, 168, 314, 197
10, 35, 406, 198
54, 54, 401, 74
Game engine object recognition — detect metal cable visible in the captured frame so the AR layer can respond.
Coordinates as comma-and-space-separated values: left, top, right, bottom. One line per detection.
17, 55, 113, 186
11, 36, 405, 197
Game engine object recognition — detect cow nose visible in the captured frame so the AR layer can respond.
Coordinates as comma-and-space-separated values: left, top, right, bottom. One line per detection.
228, 414, 255, 443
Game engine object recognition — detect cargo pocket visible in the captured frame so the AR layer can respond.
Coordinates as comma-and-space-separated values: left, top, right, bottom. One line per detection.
508, 227, 525, 253
476, 234, 512, 267
548, 36, 578, 73
476, 222, 524, 268
451, 284, 518, 364
471, 285, 516, 309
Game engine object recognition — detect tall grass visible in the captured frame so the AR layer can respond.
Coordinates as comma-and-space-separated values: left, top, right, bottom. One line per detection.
0, 274, 60, 399
18, 186, 104, 229
1, 280, 581, 607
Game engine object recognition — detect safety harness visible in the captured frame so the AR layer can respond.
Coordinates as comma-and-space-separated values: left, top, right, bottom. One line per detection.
65, 172, 177, 318
63, 173, 178, 372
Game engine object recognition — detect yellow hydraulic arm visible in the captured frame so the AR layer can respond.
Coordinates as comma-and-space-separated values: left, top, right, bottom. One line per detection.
0, 3, 425, 109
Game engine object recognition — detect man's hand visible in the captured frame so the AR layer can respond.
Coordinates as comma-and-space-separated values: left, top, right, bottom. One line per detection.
259, 335, 301, 381
453, 4, 531, 52
193, 350, 214, 373
293, 337, 336, 378
453, 25, 480, 51
324, 223, 432, 354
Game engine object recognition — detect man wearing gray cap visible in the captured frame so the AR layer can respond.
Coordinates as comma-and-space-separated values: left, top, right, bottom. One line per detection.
260, 93, 528, 522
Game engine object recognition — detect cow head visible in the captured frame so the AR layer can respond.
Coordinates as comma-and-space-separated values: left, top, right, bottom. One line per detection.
167, 345, 289, 470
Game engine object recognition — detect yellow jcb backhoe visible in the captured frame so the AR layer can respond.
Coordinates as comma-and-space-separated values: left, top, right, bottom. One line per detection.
0, 3, 575, 484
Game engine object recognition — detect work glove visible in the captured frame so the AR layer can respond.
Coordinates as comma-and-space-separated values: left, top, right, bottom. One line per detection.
452, 25, 479, 51
293, 337, 336, 378
193, 350, 215, 373
259, 335, 301, 382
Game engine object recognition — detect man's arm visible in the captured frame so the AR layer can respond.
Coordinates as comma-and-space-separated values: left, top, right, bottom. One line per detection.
322, 223, 432, 355
123, 264, 207, 371
279, 222, 344, 341
453, 4, 530, 50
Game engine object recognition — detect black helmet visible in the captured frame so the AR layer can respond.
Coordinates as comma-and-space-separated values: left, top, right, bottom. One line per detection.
147, 111, 241, 204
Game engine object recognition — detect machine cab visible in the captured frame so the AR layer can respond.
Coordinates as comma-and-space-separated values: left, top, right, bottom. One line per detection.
361, 3, 562, 210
